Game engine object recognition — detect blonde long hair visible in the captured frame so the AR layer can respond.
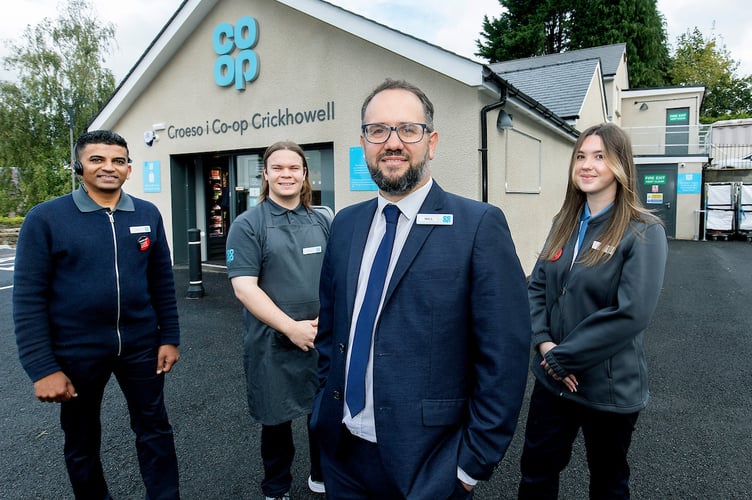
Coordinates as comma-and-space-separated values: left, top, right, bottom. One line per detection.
540, 123, 660, 266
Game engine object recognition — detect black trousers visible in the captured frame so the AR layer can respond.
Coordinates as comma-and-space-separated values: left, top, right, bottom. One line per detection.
518, 381, 639, 500
260, 415, 322, 497
59, 346, 179, 500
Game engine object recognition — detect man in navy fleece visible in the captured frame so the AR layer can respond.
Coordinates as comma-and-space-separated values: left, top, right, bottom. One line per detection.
13, 130, 181, 499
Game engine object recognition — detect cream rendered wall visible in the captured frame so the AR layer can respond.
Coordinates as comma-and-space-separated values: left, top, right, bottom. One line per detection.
486, 110, 576, 274
621, 90, 704, 155
574, 71, 608, 131
676, 162, 705, 240
107, 0, 489, 255
605, 54, 629, 125
607, 56, 629, 125
622, 89, 705, 241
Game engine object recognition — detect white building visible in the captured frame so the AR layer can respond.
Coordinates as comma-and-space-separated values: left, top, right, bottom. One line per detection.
90, 0, 708, 273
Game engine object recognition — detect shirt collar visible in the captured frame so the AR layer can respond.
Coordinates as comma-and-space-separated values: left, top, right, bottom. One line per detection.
72, 186, 134, 212
582, 202, 613, 222
264, 197, 307, 216
376, 177, 433, 221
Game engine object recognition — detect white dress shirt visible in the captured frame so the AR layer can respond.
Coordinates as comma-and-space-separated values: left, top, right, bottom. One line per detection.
343, 178, 433, 441
340, 178, 478, 487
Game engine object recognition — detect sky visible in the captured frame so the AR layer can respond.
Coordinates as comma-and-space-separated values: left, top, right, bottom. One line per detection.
1, 0, 751, 83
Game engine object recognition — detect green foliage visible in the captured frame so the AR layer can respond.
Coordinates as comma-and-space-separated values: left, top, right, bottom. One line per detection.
0, 0, 116, 216
668, 27, 752, 121
568, 0, 669, 87
0, 215, 24, 226
476, 0, 670, 88
477, 0, 554, 62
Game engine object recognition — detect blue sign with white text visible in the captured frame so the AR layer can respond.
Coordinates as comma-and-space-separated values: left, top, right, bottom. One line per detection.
677, 172, 701, 194
349, 147, 377, 191
143, 161, 161, 193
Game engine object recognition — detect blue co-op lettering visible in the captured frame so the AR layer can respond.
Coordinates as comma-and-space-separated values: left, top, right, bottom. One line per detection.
214, 16, 259, 90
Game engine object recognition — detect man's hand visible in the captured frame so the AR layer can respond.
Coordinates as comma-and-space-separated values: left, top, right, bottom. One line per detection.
157, 344, 180, 374
34, 371, 77, 403
286, 318, 318, 352
460, 480, 474, 492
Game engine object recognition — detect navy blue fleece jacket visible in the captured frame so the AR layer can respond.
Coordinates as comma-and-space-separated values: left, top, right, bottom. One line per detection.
13, 187, 180, 382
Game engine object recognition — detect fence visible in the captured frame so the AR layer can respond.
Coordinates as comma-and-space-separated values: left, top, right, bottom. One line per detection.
708, 144, 752, 168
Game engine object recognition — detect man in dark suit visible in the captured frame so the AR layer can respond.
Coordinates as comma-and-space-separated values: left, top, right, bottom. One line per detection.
311, 79, 531, 499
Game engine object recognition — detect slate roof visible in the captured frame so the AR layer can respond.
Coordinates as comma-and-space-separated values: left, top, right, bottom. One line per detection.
498, 58, 601, 120
489, 43, 626, 78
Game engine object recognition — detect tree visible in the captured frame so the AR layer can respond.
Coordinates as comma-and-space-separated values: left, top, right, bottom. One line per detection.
477, 0, 570, 62
476, 0, 670, 88
668, 27, 752, 121
568, 0, 669, 87
0, 0, 116, 215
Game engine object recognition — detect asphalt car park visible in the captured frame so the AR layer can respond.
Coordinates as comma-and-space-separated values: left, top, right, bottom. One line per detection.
1, 240, 751, 499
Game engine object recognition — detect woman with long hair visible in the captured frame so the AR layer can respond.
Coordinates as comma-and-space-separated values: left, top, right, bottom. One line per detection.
518, 123, 668, 499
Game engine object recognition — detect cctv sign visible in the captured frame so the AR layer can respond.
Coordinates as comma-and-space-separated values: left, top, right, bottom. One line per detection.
213, 16, 260, 91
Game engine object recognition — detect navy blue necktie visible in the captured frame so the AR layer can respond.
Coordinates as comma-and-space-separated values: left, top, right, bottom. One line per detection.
346, 204, 400, 416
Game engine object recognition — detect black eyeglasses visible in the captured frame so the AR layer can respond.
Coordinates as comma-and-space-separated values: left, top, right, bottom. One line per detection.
361, 123, 430, 144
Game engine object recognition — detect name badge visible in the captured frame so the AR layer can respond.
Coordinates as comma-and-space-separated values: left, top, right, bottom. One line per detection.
416, 214, 453, 225
303, 246, 322, 255
129, 225, 151, 234
592, 241, 615, 255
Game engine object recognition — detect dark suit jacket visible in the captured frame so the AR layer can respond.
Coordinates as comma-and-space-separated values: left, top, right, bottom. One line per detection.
311, 181, 531, 499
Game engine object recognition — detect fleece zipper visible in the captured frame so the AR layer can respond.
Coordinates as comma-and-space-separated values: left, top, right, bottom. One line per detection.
106, 210, 123, 356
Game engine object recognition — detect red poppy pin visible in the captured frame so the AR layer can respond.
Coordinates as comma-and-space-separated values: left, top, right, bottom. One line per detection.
138, 235, 151, 252
551, 248, 563, 261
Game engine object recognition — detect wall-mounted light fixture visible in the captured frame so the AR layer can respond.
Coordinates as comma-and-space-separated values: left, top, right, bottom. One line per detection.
497, 110, 513, 130
639, 102, 649, 111
144, 130, 158, 147
144, 123, 166, 147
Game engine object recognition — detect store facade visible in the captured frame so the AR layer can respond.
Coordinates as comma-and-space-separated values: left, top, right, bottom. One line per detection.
90, 0, 646, 273
89, 0, 584, 272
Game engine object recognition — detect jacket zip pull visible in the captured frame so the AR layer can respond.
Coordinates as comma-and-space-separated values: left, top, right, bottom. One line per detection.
106, 209, 123, 356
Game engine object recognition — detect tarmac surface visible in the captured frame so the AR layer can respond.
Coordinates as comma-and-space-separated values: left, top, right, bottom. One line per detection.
1, 239, 751, 499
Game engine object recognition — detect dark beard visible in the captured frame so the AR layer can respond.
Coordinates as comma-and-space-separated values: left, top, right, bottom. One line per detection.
367, 151, 428, 196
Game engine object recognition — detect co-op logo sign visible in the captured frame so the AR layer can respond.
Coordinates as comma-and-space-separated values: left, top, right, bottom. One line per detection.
214, 16, 259, 90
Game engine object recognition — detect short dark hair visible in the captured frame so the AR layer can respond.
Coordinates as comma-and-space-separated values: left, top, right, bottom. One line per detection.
360, 79, 435, 130
75, 130, 130, 161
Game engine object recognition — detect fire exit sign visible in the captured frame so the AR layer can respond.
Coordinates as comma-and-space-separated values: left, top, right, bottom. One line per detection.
667, 110, 688, 122
644, 174, 667, 185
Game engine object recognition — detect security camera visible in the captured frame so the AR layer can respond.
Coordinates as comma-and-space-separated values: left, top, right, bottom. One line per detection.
144, 130, 158, 147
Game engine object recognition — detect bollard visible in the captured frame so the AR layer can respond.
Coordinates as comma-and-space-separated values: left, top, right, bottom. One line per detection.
186, 228, 205, 299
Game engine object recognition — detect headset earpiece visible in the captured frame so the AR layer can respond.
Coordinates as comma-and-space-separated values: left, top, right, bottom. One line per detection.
73, 160, 83, 175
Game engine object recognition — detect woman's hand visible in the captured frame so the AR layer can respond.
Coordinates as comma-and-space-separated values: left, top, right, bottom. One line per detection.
538, 342, 578, 392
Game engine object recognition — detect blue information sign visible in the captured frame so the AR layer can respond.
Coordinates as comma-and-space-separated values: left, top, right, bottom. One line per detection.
349, 146, 377, 191
143, 161, 161, 193
677, 172, 701, 194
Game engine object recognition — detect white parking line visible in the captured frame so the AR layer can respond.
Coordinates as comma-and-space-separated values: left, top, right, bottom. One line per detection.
0, 285, 12, 290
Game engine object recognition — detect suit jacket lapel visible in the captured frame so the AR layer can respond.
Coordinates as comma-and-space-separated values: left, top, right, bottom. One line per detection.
385, 182, 447, 301
346, 199, 379, 324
